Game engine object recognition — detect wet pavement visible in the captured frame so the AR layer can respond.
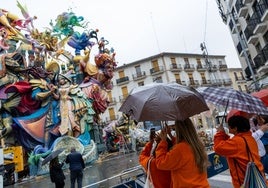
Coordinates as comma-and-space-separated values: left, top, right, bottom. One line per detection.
5, 150, 233, 188
6, 151, 143, 188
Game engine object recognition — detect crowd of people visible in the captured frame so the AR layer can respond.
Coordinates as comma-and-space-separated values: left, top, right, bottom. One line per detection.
139, 113, 268, 188
47, 112, 268, 188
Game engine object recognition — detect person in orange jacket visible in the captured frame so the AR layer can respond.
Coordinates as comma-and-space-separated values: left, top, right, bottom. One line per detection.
155, 118, 210, 188
139, 127, 173, 188
214, 114, 266, 188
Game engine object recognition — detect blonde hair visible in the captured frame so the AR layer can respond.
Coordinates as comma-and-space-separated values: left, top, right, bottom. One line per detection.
175, 118, 209, 173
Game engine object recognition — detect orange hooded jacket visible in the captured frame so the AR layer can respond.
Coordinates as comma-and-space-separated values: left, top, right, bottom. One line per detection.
155, 140, 210, 188
139, 141, 172, 188
214, 130, 266, 188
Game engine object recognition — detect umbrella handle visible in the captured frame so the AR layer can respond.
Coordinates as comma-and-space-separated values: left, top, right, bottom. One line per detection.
220, 100, 229, 125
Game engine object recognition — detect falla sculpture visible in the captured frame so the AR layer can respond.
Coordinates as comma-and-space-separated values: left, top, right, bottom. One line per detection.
0, 1, 117, 176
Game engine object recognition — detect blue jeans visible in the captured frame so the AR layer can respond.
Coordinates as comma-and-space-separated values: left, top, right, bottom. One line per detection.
70, 170, 83, 188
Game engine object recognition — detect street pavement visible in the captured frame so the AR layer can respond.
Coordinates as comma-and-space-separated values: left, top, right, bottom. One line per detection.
6, 151, 233, 188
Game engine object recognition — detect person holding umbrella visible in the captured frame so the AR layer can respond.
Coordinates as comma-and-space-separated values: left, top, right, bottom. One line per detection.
155, 118, 210, 188
139, 126, 173, 188
214, 113, 266, 188
49, 156, 65, 188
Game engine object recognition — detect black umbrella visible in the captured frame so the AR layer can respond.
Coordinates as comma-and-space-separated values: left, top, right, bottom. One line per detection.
41, 148, 64, 166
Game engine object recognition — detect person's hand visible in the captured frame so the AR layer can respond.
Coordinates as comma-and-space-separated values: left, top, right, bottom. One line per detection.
216, 124, 225, 132
158, 128, 168, 141
259, 123, 268, 132
155, 133, 161, 144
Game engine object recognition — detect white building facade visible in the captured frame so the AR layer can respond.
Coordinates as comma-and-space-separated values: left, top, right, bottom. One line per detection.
101, 52, 234, 124
217, 0, 268, 91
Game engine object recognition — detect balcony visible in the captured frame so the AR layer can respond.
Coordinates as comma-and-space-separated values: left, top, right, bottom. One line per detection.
262, 10, 268, 22
201, 79, 211, 86
184, 64, 195, 72
235, 77, 246, 84
108, 97, 116, 106
170, 63, 182, 72
237, 3, 248, 18
196, 64, 207, 72
116, 76, 129, 85
254, 44, 268, 74
248, 35, 259, 44
223, 79, 232, 86
254, 23, 267, 34
210, 65, 218, 72
236, 42, 250, 56
150, 66, 164, 75
211, 79, 223, 86
219, 64, 228, 71
253, 44, 268, 68
229, 18, 241, 34
132, 71, 146, 81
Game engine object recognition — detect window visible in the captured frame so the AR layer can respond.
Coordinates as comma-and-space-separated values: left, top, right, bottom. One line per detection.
196, 58, 202, 68
171, 57, 176, 64
108, 108, 116, 120
188, 73, 194, 85
200, 72, 206, 83
175, 74, 181, 84
234, 72, 238, 81
240, 72, 245, 80
118, 70, 125, 78
135, 65, 141, 75
121, 86, 128, 98
151, 59, 159, 72
108, 91, 113, 102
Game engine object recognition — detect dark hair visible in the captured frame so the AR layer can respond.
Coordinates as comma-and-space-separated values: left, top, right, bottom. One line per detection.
49, 157, 59, 168
227, 116, 250, 132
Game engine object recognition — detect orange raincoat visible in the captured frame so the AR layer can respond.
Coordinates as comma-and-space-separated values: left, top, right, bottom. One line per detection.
155, 140, 210, 188
214, 131, 266, 188
139, 142, 172, 188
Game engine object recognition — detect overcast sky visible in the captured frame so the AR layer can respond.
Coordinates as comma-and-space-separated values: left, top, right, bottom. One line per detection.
3, 0, 241, 68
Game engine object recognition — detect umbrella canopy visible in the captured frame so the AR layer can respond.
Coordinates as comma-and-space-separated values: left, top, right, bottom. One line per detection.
251, 89, 268, 107
41, 148, 64, 166
197, 87, 268, 115
119, 83, 209, 121
226, 109, 251, 122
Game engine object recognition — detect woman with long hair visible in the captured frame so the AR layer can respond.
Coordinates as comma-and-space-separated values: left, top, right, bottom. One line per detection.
155, 118, 210, 188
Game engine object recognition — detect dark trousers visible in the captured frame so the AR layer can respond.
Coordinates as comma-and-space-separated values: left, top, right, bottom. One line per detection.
70, 170, 83, 188
55, 181, 65, 188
